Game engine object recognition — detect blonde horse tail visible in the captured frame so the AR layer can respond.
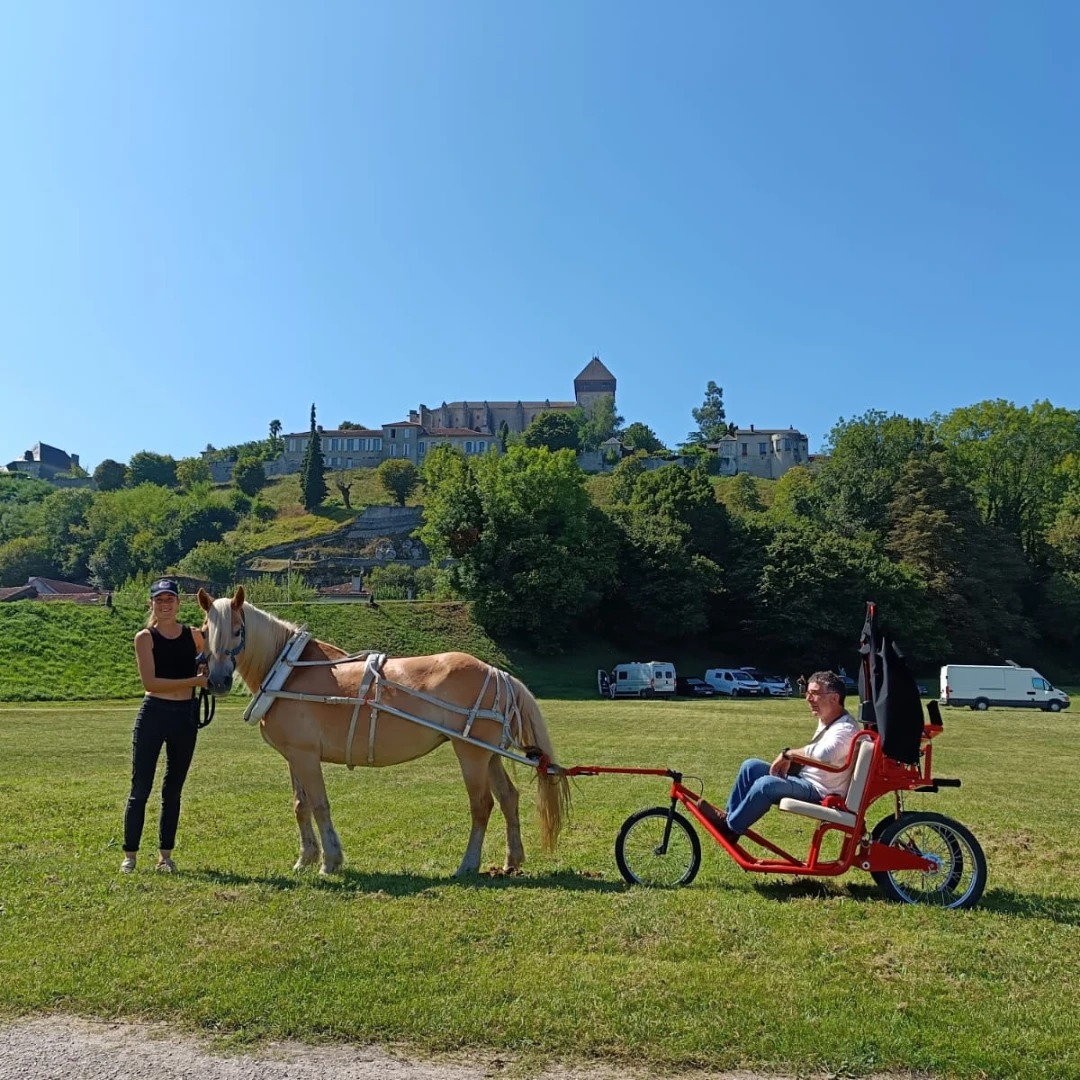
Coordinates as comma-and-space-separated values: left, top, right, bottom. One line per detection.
510, 675, 571, 852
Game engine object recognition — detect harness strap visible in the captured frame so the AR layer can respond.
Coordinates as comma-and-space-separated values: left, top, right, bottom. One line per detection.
343, 653, 385, 769
463, 665, 495, 739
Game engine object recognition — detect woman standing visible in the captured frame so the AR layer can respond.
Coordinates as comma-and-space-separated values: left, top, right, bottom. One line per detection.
120, 578, 208, 873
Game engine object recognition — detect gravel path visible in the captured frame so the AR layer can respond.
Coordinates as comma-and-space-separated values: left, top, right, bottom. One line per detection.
0, 1015, 925, 1080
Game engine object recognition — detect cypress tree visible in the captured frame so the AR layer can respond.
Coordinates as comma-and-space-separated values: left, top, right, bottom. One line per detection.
300, 403, 328, 511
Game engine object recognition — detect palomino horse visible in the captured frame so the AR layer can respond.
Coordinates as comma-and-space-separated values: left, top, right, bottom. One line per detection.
198, 588, 569, 876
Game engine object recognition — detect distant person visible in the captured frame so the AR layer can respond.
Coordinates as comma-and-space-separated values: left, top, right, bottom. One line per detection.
713, 671, 859, 839
120, 578, 208, 874
796, 674, 807, 697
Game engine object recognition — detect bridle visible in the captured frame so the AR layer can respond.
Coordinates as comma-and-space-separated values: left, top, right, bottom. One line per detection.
194, 611, 246, 725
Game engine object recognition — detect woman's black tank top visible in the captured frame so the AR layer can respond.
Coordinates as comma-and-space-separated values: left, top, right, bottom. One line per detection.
151, 625, 197, 680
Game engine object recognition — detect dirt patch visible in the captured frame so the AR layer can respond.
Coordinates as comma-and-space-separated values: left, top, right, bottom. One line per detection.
0, 1015, 931, 1080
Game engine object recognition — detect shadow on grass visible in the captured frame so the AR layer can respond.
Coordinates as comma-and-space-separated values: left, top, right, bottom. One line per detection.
196, 866, 624, 896
749, 878, 1080, 923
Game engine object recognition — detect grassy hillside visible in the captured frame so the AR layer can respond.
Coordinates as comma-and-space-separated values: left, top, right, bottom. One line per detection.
227, 469, 426, 554
0, 600, 507, 702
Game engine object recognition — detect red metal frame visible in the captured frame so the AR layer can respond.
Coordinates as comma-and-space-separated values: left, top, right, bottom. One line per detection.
565, 718, 948, 879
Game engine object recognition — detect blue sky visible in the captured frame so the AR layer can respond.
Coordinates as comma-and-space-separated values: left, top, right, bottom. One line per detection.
2, 2, 1078, 470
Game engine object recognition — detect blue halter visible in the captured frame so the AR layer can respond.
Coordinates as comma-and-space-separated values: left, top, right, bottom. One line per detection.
224, 616, 247, 659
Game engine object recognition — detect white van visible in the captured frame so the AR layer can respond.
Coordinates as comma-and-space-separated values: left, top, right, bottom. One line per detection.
600, 661, 677, 699
940, 663, 1071, 712
704, 668, 763, 697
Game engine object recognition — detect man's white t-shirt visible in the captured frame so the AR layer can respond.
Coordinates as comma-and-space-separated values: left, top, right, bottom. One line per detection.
798, 712, 860, 799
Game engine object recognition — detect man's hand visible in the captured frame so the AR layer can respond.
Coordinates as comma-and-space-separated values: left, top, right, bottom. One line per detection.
769, 751, 790, 778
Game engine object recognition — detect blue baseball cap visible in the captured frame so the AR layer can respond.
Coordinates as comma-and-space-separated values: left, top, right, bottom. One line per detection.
149, 578, 180, 598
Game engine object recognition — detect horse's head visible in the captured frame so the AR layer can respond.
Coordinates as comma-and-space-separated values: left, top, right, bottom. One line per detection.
198, 586, 247, 695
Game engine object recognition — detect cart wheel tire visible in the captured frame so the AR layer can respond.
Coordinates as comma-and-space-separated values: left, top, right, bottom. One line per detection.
1048, 701, 1062, 713
615, 807, 701, 888
870, 815, 898, 844
974, 698, 989, 711
871, 811, 986, 910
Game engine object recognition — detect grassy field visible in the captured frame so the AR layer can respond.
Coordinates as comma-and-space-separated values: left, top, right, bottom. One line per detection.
1, 694, 1077, 1078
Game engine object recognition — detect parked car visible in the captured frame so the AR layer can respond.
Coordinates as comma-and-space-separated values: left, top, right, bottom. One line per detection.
704, 668, 763, 697
675, 676, 717, 698
754, 673, 792, 697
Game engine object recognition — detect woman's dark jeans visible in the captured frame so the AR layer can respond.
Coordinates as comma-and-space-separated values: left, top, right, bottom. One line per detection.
123, 695, 198, 852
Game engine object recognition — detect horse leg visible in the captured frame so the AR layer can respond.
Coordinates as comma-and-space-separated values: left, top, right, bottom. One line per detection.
488, 757, 524, 872
289, 765, 320, 871
453, 746, 495, 877
291, 754, 344, 874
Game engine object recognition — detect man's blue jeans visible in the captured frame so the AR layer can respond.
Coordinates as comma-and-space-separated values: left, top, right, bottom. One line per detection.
725, 758, 822, 835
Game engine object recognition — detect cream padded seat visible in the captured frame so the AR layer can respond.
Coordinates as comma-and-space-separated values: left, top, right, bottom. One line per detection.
777, 737, 876, 828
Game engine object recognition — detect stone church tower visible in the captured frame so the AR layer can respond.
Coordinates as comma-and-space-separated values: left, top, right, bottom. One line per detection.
573, 356, 617, 409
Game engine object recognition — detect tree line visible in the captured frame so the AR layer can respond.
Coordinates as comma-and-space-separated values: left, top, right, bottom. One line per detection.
418, 398, 1080, 675
4, 395, 1080, 678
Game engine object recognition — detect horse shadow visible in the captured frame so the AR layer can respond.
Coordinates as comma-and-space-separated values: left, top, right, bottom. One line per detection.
749, 879, 1080, 924
195, 866, 625, 896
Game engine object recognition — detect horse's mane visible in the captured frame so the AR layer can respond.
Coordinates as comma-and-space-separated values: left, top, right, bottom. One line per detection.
236, 599, 300, 676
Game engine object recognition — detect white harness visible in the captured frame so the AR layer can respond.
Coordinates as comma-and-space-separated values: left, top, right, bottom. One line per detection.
242, 629, 531, 770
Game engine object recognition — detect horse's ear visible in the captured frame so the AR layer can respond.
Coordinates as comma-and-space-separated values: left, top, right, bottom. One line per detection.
231, 585, 245, 610
198, 588, 213, 612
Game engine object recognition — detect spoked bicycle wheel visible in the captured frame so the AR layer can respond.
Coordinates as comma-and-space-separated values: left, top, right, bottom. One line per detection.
615, 807, 701, 887
871, 811, 987, 909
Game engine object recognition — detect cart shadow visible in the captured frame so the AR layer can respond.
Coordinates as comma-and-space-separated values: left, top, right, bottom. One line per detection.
750, 880, 1080, 924
195, 866, 624, 896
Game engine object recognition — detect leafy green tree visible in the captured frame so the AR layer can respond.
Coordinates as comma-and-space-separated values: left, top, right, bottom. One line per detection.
0, 535, 55, 585
757, 519, 940, 666
299, 403, 328, 511
421, 446, 619, 649
268, 418, 283, 454
377, 459, 419, 506
128, 451, 178, 489
521, 411, 580, 453
420, 446, 483, 557
175, 541, 237, 586
338, 420, 365, 430
685, 380, 727, 446
769, 465, 817, 521
0, 476, 54, 546
937, 399, 1080, 562
92, 459, 127, 492
496, 420, 510, 452
602, 506, 723, 641
233, 455, 268, 497
887, 453, 1032, 662
30, 488, 95, 580
608, 451, 650, 504
725, 472, 766, 515
630, 464, 730, 558
621, 422, 665, 454
814, 411, 937, 536
88, 532, 138, 590
175, 456, 212, 491
576, 395, 623, 452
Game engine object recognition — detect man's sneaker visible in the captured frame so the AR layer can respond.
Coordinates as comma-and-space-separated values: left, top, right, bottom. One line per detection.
119, 857, 136, 874
155, 857, 176, 873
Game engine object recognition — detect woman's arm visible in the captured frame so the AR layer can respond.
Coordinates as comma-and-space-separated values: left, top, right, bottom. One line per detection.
134, 630, 208, 694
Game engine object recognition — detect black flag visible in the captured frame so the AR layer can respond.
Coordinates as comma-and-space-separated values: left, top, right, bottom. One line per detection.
857, 602, 923, 766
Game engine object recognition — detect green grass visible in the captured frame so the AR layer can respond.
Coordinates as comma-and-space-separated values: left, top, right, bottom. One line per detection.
228, 470, 425, 554
1, 695, 1077, 1077
0, 601, 507, 702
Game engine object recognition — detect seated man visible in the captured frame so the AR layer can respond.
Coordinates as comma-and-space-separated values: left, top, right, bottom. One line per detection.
721, 670, 859, 838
